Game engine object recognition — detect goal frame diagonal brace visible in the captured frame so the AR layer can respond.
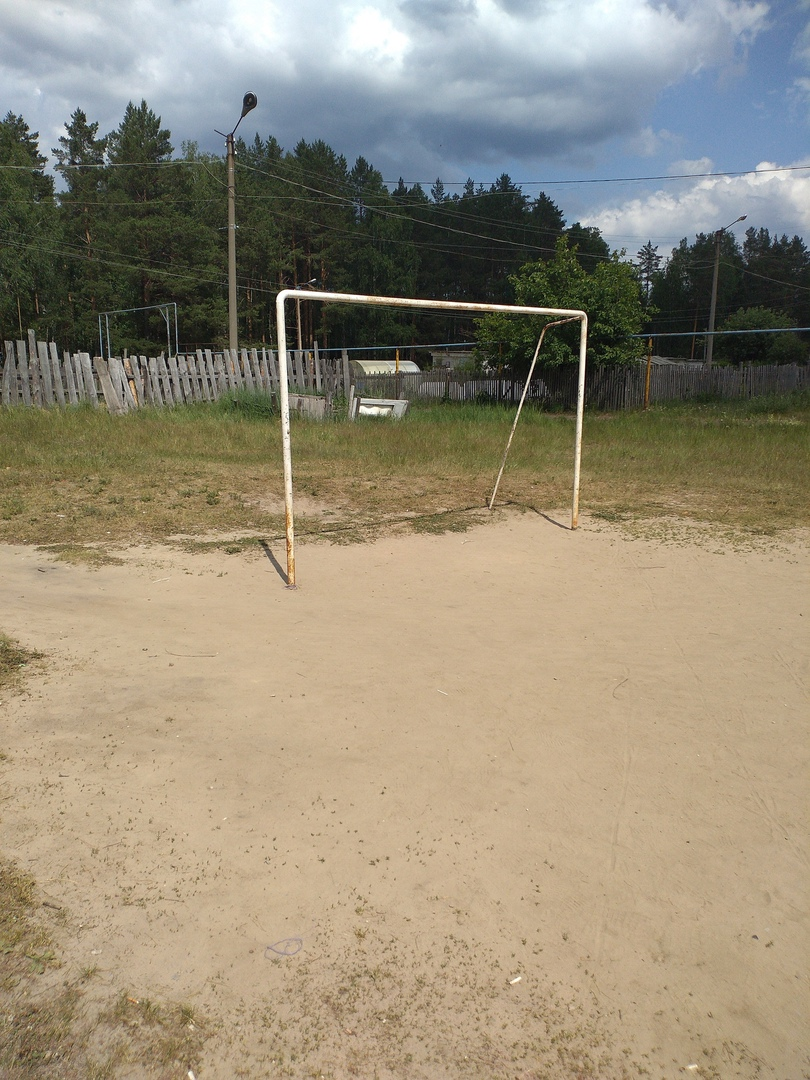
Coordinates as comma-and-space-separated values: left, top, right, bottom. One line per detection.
275, 289, 588, 587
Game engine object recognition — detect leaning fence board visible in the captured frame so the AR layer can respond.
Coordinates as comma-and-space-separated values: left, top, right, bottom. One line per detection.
146, 357, 162, 405
190, 351, 206, 401
247, 349, 262, 392
128, 357, 143, 405
221, 349, 235, 390
313, 342, 323, 393
156, 355, 175, 404
210, 353, 226, 394
80, 354, 97, 405
231, 349, 244, 389
71, 353, 85, 403
125, 359, 141, 408
293, 350, 305, 390
147, 355, 162, 404
177, 354, 192, 401
195, 352, 208, 398
36, 341, 55, 406
237, 349, 252, 391
29, 347, 43, 407
136, 357, 153, 405
16, 340, 32, 406
27, 331, 42, 406
342, 351, 350, 401
68, 352, 84, 401
253, 350, 268, 392
179, 354, 194, 401
202, 350, 217, 398
263, 349, 279, 395
48, 342, 66, 407
166, 355, 183, 402
110, 357, 137, 411
95, 357, 123, 414
245, 348, 259, 390
251, 348, 267, 391
105, 356, 124, 410
2, 342, 18, 405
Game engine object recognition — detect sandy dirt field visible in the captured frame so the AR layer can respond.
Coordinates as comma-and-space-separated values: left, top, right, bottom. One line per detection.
1, 514, 808, 1079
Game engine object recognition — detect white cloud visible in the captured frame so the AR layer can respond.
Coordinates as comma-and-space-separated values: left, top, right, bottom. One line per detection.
0, 0, 804, 243
0, 0, 773, 156
669, 157, 716, 176
626, 128, 681, 158
582, 160, 810, 254
789, 4, 810, 117
345, 5, 410, 64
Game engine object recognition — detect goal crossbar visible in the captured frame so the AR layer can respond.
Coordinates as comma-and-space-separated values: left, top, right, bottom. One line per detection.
275, 289, 588, 587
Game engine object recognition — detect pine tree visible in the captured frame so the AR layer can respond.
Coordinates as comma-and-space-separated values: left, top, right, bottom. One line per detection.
51, 109, 108, 347
0, 112, 55, 340
636, 241, 662, 303
102, 101, 219, 351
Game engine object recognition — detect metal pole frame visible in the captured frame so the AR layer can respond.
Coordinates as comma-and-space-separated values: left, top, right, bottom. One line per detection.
706, 230, 722, 368
96, 302, 179, 358
226, 133, 238, 353
275, 289, 589, 587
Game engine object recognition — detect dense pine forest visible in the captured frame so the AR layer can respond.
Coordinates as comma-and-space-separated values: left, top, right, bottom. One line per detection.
1, 102, 808, 366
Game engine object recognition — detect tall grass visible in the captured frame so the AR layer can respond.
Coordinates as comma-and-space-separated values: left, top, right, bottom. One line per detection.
0, 394, 807, 547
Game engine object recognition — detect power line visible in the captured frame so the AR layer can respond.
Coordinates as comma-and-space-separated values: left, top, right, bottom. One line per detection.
5, 158, 807, 185
384, 164, 810, 187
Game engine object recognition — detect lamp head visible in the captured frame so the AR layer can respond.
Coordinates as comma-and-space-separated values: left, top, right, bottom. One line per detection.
241, 92, 258, 118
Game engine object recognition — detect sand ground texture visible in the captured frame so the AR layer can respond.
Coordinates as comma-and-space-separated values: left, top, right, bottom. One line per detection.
1, 514, 808, 1079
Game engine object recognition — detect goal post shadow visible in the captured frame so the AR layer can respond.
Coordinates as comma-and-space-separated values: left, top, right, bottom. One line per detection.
275, 289, 588, 587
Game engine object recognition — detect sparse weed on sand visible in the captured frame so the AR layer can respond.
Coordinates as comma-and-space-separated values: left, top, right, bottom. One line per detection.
0, 637, 208, 1079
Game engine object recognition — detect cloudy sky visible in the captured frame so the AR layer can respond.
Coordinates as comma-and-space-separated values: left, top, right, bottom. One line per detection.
2, 0, 808, 258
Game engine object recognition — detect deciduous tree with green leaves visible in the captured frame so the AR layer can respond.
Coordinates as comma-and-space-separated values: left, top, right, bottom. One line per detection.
715, 306, 806, 364
475, 237, 646, 372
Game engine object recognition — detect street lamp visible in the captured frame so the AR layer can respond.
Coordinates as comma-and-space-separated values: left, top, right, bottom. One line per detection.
706, 214, 746, 367
216, 92, 257, 353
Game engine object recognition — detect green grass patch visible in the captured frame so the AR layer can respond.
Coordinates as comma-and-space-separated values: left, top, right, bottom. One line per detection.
0, 393, 807, 551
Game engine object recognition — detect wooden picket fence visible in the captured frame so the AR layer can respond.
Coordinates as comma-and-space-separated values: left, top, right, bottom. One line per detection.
1, 331, 351, 413
354, 361, 810, 410
3, 331, 808, 413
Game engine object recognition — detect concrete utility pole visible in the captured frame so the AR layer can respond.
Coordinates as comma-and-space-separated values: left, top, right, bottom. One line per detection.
216, 92, 257, 353
706, 214, 746, 367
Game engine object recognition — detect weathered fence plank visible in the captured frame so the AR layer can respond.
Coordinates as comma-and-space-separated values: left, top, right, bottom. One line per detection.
79, 354, 97, 406
64, 352, 79, 404
36, 340, 55, 406
293, 350, 305, 390
27, 331, 42, 407
193, 350, 209, 402
2, 341, 17, 405
166, 355, 183, 402
146, 357, 161, 405
95, 357, 124, 414
16, 340, 32, 406
48, 342, 66, 407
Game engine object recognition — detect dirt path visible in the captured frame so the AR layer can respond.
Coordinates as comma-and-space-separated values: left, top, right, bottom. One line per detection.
2, 515, 808, 1078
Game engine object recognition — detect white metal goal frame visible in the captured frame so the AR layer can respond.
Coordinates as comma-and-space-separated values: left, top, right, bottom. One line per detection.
275, 289, 589, 587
